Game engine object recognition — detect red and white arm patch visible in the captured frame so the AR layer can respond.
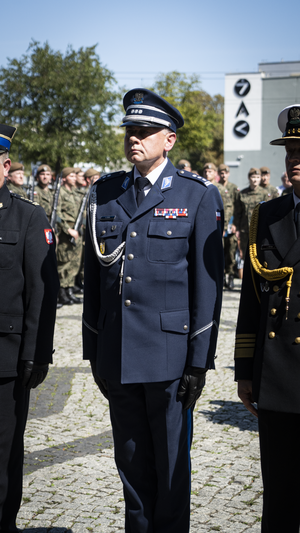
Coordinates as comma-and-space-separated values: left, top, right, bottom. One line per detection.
44, 228, 54, 244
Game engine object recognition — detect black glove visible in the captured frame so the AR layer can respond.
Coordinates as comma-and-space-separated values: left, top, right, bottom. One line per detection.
177, 366, 207, 410
90, 360, 109, 400
21, 361, 49, 390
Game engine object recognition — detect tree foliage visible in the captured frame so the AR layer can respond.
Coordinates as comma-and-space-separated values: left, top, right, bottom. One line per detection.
152, 72, 224, 173
0, 41, 124, 173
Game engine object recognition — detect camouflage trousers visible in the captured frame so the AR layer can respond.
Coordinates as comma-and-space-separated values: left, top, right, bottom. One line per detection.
56, 233, 83, 288
223, 234, 237, 275
239, 232, 249, 264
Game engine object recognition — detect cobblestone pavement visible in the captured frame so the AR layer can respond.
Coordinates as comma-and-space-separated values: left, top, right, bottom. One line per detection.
19, 280, 263, 533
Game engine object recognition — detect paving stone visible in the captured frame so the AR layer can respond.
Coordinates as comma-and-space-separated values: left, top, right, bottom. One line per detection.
20, 281, 264, 531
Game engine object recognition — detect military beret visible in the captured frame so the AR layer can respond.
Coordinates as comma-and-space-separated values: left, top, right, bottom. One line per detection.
177, 159, 191, 170
84, 168, 100, 179
121, 88, 184, 133
62, 167, 76, 179
203, 162, 217, 171
37, 164, 51, 174
218, 163, 230, 173
74, 167, 84, 174
9, 162, 24, 173
0, 124, 16, 153
248, 167, 261, 177
270, 104, 300, 146
260, 166, 270, 174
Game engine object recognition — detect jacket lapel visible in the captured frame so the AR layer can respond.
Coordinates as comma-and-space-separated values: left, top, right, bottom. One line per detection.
267, 194, 300, 267
118, 160, 176, 220
117, 170, 137, 218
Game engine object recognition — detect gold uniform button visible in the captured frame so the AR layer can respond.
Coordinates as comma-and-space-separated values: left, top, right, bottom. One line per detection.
167, 230, 172, 236
264, 261, 268, 268
273, 285, 279, 292
125, 277, 132, 283
111, 225, 117, 231
101, 230, 106, 235
125, 300, 131, 307
297, 313, 300, 319
270, 308, 277, 316
130, 231, 137, 238
295, 337, 300, 344
268, 331, 276, 339
128, 254, 134, 260
183, 325, 188, 331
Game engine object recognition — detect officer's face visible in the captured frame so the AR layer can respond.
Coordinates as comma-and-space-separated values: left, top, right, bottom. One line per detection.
38, 171, 52, 186
124, 126, 176, 174
248, 174, 261, 190
0, 157, 11, 188
9, 170, 24, 186
285, 140, 300, 183
203, 168, 217, 182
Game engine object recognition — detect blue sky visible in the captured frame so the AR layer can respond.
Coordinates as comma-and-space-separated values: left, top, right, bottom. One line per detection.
5, 0, 298, 97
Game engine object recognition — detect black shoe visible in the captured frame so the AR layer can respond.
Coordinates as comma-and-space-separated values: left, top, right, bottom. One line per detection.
75, 275, 84, 292
228, 274, 234, 290
58, 287, 74, 306
66, 287, 83, 304
73, 284, 84, 294
56, 300, 63, 309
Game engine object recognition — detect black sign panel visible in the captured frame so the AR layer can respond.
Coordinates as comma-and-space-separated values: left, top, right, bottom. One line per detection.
234, 79, 251, 97
234, 121, 250, 137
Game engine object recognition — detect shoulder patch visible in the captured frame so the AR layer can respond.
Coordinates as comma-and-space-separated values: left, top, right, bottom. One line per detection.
99, 170, 126, 184
10, 193, 39, 206
176, 168, 211, 187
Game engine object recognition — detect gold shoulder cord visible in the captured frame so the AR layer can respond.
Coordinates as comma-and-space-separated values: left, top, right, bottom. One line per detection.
249, 203, 293, 319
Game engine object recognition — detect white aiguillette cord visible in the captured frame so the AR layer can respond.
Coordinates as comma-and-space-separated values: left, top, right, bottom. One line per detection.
88, 187, 126, 294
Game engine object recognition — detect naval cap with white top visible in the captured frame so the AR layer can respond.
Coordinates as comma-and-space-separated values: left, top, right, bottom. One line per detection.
120, 88, 184, 133
270, 104, 300, 145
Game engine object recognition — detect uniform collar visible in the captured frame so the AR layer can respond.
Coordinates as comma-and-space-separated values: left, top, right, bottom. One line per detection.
134, 157, 168, 188
0, 183, 11, 209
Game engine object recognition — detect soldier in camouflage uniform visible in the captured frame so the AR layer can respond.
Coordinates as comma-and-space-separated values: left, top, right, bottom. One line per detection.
7, 162, 27, 199
56, 167, 83, 306
73, 168, 89, 291
234, 167, 269, 265
34, 164, 54, 223
260, 166, 279, 200
218, 164, 239, 289
203, 162, 219, 185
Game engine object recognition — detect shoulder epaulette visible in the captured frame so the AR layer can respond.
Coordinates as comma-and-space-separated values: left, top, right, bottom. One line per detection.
98, 170, 127, 184
176, 169, 212, 187
10, 193, 39, 206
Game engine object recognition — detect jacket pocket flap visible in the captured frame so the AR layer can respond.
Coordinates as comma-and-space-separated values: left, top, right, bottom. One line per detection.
96, 221, 123, 239
0, 314, 23, 334
0, 230, 19, 244
148, 221, 190, 238
160, 309, 190, 334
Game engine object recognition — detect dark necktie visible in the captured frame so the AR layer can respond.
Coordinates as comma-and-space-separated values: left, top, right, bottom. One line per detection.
296, 203, 300, 237
136, 176, 150, 207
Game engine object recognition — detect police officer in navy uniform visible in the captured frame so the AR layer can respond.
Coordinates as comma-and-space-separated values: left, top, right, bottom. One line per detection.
0, 125, 59, 532
83, 89, 224, 533
235, 104, 300, 532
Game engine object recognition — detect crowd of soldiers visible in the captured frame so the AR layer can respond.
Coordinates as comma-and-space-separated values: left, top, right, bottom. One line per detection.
177, 159, 292, 289
6, 163, 101, 307
6, 158, 293, 303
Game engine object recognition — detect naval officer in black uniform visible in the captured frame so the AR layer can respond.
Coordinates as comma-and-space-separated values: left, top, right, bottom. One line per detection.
235, 104, 300, 532
0, 125, 59, 532
83, 89, 224, 533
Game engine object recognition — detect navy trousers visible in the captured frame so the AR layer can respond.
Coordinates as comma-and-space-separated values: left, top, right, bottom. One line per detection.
107, 379, 192, 533
0, 377, 30, 532
258, 409, 300, 533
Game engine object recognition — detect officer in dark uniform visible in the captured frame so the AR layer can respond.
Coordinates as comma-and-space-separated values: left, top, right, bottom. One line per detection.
235, 104, 300, 532
83, 89, 224, 533
0, 125, 59, 532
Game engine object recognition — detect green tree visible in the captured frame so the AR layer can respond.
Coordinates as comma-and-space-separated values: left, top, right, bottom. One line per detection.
0, 41, 124, 173
152, 72, 224, 172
